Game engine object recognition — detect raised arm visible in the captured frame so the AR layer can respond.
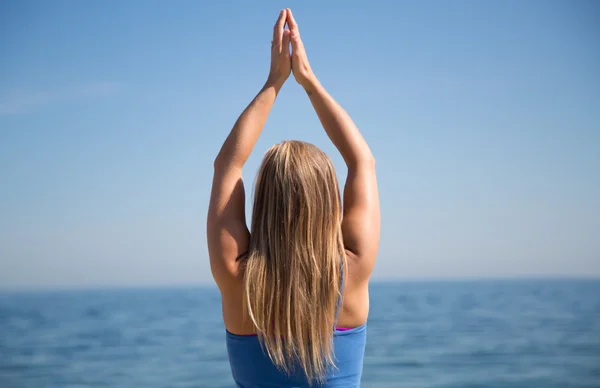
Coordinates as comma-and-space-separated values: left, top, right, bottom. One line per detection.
287, 9, 380, 281
207, 10, 291, 289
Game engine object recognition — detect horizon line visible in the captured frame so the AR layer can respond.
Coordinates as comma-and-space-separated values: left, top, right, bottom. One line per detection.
1, 275, 599, 293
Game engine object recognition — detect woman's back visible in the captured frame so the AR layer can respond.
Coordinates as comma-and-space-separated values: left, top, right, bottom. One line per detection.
226, 252, 368, 387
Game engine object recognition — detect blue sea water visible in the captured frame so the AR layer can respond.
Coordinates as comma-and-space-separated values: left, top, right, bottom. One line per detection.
0, 279, 599, 388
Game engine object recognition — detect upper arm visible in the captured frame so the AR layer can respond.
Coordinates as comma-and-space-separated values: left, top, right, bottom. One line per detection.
206, 165, 250, 290
342, 159, 380, 282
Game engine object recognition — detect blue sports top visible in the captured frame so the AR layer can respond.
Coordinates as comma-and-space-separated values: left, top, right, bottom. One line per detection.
226, 324, 367, 387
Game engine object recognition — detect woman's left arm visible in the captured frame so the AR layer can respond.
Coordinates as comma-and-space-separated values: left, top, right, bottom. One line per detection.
207, 10, 291, 290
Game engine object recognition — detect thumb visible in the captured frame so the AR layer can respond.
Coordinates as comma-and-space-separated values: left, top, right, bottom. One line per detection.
282, 30, 291, 55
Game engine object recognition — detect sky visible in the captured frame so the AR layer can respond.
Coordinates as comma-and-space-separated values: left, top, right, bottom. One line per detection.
1, 0, 599, 289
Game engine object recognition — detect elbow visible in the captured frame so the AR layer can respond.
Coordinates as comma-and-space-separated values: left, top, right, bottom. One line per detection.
363, 153, 376, 168
213, 153, 231, 170
348, 153, 376, 170
213, 153, 243, 171
213, 154, 224, 170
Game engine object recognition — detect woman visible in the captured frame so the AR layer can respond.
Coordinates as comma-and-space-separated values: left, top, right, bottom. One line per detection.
207, 9, 380, 387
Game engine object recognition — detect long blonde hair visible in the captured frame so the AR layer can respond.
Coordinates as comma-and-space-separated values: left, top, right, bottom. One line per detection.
243, 140, 346, 382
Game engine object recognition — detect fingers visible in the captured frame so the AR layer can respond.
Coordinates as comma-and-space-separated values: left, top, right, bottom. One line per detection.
281, 30, 291, 56
286, 9, 304, 55
286, 8, 299, 34
289, 28, 303, 55
273, 9, 286, 48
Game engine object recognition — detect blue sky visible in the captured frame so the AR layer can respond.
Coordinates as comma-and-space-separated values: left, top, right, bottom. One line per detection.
1, 0, 599, 289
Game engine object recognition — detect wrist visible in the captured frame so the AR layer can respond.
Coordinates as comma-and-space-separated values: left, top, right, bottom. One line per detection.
301, 74, 319, 95
265, 74, 287, 92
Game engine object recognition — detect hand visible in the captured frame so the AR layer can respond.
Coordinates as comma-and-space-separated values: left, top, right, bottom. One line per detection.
287, 9, 315, 89
267, 10, 291, 87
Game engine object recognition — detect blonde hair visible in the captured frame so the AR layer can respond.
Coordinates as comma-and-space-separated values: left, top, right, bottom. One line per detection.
243, 140, 346, 383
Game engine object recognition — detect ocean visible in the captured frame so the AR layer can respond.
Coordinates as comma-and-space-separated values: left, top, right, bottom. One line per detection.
1, 279, 599, 388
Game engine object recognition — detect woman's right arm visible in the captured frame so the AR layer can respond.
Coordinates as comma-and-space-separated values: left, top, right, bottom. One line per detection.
287, 9, 380, 281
